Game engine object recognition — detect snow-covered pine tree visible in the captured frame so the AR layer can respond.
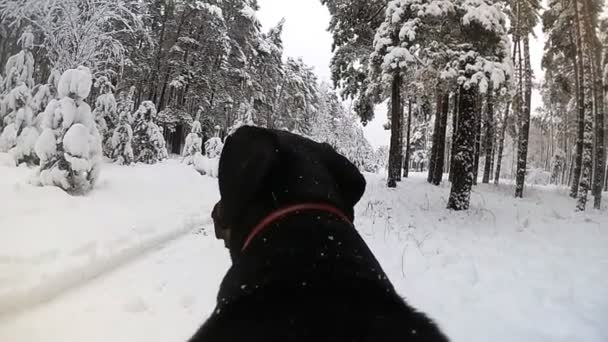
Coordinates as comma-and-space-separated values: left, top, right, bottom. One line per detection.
92, 76, 117, 156
0, 26, 37, 158
322, 0, 386, 124
228, 101, 255, 136
182, 120, 203, 165
3, 26, 34, 90
110, 111, 134, 166
131, 101, 167, 164
0, 84, 38, 166
34, 66, 102, 195
0, 0, 145, 74
7, 85, 38, 165
117, 86, 136, 116
32, 70, 60, 115
444, 0, 512, 210
203, 126, 222, 158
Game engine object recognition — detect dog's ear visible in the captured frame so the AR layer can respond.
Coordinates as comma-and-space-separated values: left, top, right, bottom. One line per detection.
218, 126, 278, 226
319, 142, 366, 212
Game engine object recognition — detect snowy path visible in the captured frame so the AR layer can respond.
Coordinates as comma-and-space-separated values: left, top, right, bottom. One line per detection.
1, 163, 607, 342
0, 160, 219, 317
0, 229, 229, 342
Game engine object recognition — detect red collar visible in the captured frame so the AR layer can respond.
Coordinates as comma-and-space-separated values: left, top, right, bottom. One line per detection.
241, 203, 352, 252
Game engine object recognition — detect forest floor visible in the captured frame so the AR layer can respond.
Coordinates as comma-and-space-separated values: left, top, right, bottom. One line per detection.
0, 158, 607, 342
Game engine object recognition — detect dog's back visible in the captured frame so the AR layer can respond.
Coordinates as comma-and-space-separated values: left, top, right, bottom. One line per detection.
190, 213, 448, 342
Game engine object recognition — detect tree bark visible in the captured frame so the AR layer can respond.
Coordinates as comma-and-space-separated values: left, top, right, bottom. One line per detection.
428, 91, 443, 183
473, 94, 482, 185
494, 102, 510, 184
387, 73, 403, 188
447, 84, 477, 210
449, 90, 460, 182
404, 99, 413, 178
482, 86, 495, 183
515, 33, 532, 198
583, 7, 605, 209
575, 0, 594, 211
570, 22, 585, 198
432, 92, 450, 185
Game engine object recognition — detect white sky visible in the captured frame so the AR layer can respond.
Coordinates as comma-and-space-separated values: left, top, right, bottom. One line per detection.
257, 0, 546, 149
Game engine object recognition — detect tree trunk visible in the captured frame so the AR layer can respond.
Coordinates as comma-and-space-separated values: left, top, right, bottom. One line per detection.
150, 7, 170, 103
494, 103, 510, 184
576, 62, 594, 211
428, 92, 443, 183
447, 84, 477, 210
515, 34, 532, 198
432, 92, 450, 185
570, 24, 585, 198
482, 86, 495, 183
575, 0, 594, 211
449, 90, 460, 182
404, 99, 413, 178
473, 94, 482, 185
387, 73, 403, 188
586, 15, 605, 209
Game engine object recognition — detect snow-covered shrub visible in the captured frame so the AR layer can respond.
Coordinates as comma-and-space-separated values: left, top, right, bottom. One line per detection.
182, 121, 203, 164
32, 69, 60, 114
0, 84, 39, 165
3, 27, 35, 90
132, 101, 168, 164
111, 111, 134, 165
33, 66, 102, 195
205, 136, 224, 159
93, 76, 117, 156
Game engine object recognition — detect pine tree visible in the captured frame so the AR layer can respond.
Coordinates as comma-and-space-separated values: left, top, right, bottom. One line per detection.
0, 28, 37, 158
93, 76, 117, 157
513, 0, 540, 198
445, 0, 512, 209
182, 120, 203, 165
132, 101, 168, 164
205, 126, 224, 159
32, 70, 60, 114
111, 111, 134, 165
321, 0, 386, 124
34, 67, 102, 195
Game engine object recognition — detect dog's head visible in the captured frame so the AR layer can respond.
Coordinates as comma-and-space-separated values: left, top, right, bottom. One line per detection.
212, 126, 366, 259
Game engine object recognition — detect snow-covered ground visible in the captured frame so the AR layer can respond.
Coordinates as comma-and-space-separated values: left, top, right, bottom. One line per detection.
0, 161, 607, 342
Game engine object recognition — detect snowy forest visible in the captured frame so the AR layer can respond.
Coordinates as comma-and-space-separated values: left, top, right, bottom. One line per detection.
0, 0, 606, 209
0, 0, 607, 341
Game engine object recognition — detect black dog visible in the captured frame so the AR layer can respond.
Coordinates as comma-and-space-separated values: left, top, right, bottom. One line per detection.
190, 126, 449, 342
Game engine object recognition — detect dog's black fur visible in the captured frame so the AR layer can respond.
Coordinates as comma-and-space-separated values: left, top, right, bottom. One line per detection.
190, 126, 449, 342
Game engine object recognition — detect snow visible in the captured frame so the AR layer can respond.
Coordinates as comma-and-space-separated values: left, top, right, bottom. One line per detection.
63, 124, 91, 158
10, 126, 39, 162
34, 129, 56, 164
57, 67, 92, 100
0, 169, 606, 342
193, 153, 219, 177
0, 124, 17, 152
0, 161, 218, 318
57, 97, 77, 129
0, 152, 16, 167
